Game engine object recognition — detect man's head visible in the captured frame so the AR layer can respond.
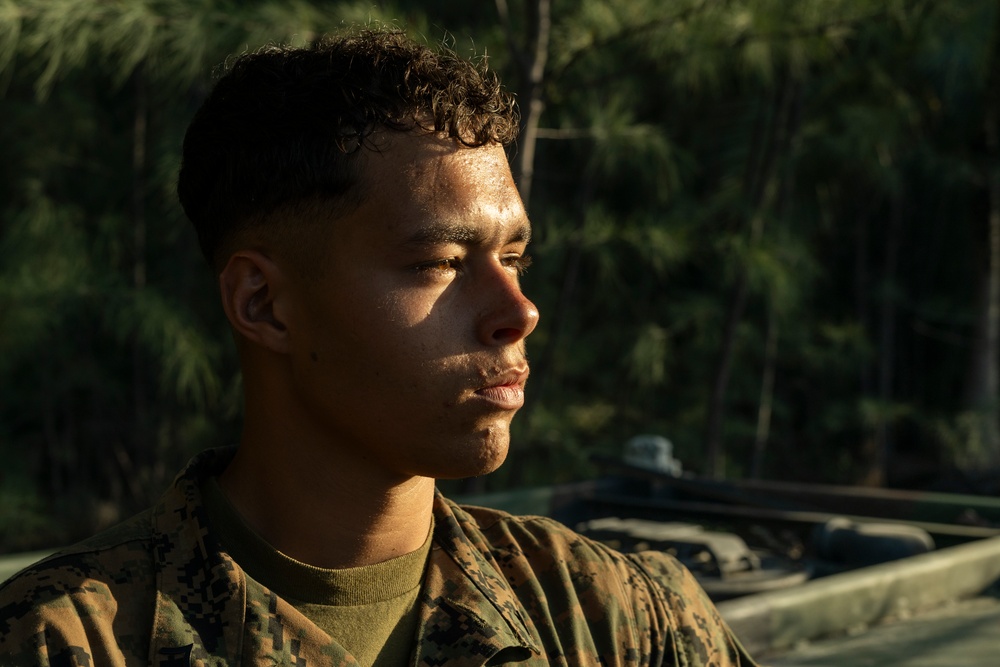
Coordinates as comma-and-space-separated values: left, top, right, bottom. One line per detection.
177, 28, 519, 271
177, 29, 538, 483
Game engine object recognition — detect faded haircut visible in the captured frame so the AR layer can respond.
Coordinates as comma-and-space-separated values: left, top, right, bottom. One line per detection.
177, 28, 520, 269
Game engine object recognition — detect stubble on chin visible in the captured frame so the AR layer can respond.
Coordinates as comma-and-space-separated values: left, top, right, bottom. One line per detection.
437, 422, 512, 480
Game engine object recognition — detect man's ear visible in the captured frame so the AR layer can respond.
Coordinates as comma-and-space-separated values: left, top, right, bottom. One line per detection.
219, 250, 291, 354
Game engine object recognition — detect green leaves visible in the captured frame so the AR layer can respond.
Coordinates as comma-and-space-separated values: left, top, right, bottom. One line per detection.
628, 323, 670, 388
105, 288, 222, 410
3, 0, 1000, 543
0, 0, 389, 98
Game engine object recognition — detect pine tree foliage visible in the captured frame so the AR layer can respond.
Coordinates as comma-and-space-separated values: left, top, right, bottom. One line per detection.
3, 0, 1000, 548
0, 0, 384, 96
0, 0, 397, 548
501, 0, 1000, 485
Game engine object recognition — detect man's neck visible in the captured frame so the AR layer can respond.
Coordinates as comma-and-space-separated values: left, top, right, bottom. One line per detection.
217, 438, 435, 570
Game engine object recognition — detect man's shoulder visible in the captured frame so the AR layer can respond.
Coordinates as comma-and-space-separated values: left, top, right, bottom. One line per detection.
450, 501, 734, 612
442, 497, 662, 594
447, 498, 569, 533
0, 508, 157, 634
2, 508, 154, 585
447, 498, 645, 566
0, 509, 159, 664
440, 496, 757, 665
446, 498, 580, 545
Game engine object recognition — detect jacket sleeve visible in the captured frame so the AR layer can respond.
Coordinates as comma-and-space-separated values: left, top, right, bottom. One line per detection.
0, 560, 134, 667
627, 551, 759, 667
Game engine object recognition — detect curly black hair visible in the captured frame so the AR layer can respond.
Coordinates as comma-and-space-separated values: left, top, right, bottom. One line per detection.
177, 28, 519, 268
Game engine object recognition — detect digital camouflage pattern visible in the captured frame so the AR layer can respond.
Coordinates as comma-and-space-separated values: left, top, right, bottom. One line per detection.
0, 448, 758, 666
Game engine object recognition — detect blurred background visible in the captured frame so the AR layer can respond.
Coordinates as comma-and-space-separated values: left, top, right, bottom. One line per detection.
2, 0, 999, 552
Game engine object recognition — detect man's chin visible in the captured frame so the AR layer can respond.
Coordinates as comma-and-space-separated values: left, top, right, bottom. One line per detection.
432, 436, 510, 481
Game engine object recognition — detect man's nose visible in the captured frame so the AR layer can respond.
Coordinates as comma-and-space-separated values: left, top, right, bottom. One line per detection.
476, 266, 540, 347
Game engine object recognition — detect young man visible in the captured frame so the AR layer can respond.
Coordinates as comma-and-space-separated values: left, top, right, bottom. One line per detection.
0, 29, 757, 666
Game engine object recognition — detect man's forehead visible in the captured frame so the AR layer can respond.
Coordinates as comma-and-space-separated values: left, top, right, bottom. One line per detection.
351, 131, 528, 242
366, 131, 513, 185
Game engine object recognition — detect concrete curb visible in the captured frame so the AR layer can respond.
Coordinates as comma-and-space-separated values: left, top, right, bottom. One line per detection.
0, 550, 53, 585
717, 534, 1000, 656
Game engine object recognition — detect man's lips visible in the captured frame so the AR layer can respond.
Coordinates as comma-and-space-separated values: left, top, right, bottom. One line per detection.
473, 367, 529, 410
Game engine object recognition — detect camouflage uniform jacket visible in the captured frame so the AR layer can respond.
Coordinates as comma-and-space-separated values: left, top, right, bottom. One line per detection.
0, 448, 757, 666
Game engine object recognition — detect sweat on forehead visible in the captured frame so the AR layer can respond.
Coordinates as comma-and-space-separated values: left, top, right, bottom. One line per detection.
176, 27, 520, 270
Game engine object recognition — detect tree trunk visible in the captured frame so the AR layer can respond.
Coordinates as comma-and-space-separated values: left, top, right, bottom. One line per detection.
964, 1, 1000, 465
131, 68, 148, 478
41, 362, 63, 498
751, 306, 778, 479
704, 73, 800, 478
874, 190, 903, 485
497, 0, 551, 209
987, 9, 1000, 433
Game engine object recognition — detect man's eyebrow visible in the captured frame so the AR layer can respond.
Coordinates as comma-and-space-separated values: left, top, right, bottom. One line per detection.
401, 221, 531, 248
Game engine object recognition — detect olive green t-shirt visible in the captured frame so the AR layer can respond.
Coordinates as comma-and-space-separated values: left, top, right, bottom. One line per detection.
202, 478, 431, 667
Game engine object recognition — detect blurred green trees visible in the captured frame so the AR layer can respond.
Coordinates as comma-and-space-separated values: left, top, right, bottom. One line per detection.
1, 0, 999, 550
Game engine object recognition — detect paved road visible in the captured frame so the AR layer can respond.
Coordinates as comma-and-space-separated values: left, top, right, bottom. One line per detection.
767, 595, 1000, 667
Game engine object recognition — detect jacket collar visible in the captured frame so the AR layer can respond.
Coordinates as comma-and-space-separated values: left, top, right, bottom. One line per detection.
148, 447, 246, 664
145, 448, 539, 666
414, 492, 539, 665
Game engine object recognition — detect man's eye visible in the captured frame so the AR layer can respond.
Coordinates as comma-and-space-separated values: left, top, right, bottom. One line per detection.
417, 258, 460, 273
503, 254, 533, 275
